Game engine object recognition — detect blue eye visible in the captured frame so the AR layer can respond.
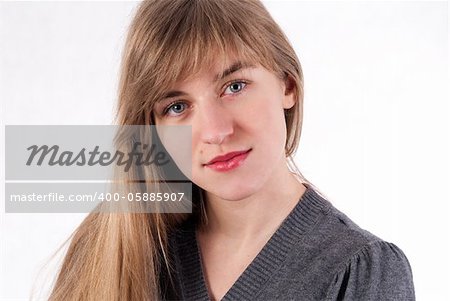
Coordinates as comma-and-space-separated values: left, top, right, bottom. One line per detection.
224, 81, 247, 95
163, 102, 187, 117
161, 80, 248, 118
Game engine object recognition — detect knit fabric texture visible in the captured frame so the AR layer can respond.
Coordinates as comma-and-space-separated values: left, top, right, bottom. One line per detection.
160, 184, 416, 300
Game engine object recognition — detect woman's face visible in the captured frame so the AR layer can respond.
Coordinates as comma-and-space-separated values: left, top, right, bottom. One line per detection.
153, 57, 295, 201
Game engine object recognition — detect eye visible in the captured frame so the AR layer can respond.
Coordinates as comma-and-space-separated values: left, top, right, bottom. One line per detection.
163, 101, 188, 117
223, 80, 247, 96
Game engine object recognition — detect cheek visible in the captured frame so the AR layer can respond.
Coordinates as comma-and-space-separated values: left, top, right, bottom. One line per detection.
249, 94, 288, 154
243, 91, 287, 134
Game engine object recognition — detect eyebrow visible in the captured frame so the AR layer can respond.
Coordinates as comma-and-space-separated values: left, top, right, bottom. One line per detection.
159, 61, 255, 101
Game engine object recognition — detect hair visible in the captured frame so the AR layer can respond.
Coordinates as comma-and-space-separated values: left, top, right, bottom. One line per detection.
47, 0, 325, 300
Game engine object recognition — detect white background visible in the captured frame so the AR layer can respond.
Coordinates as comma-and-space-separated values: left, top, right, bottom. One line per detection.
1, 1, 448, 300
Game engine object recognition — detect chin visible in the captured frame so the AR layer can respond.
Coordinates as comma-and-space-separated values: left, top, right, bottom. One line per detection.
212, 189, 254, 202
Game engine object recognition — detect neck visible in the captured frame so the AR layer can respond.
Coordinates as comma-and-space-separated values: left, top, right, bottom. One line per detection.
199, 158, 307, 248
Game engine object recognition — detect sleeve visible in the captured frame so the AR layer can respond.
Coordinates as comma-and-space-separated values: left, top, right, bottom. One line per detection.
325, 240, 416, 301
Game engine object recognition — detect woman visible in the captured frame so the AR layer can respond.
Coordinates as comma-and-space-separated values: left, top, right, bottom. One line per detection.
49, 0, 415, 300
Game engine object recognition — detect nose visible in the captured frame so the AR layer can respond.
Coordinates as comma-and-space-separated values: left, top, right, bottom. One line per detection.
197, 101, 234, 145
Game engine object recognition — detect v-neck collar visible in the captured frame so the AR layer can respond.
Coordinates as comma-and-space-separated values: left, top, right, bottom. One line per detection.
172, 184, 330, 301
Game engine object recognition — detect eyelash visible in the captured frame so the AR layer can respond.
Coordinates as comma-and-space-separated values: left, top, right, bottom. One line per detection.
162, 80, 249, 117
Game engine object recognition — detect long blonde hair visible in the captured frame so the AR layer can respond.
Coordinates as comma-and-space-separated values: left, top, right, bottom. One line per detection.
48, 0, 322, 299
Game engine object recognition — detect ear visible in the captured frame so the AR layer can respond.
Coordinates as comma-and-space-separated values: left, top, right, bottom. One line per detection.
282, 74, 296, 109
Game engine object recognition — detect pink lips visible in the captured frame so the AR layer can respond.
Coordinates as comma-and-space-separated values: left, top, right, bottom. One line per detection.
204, 149, 252, 172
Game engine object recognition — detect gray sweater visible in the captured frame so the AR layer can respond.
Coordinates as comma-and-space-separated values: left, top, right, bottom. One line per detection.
161, 184, 415, 300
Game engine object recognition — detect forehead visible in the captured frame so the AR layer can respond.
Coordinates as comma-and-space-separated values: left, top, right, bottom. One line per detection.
184, 61, 255, 85
175, 48, 259, 82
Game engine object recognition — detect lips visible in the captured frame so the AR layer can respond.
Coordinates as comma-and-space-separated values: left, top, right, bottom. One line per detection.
204, 149, 252, 172
205, 149, 252, 165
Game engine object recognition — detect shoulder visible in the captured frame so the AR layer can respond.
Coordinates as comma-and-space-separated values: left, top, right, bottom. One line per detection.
312, 201, 416, 300
317, 203, 386, 256
324, 238, 415, 300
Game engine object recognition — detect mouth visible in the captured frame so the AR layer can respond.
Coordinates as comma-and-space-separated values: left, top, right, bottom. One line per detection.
203, 148, 252, 172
